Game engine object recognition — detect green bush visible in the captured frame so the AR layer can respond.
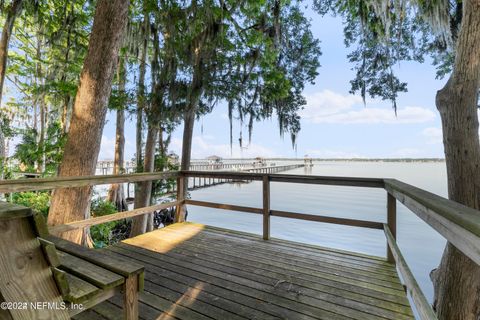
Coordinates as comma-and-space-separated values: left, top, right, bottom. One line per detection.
90, 199, 118, 248
91, 198, 117, 216
11, 193, 121, 248
11, 192, 51, 216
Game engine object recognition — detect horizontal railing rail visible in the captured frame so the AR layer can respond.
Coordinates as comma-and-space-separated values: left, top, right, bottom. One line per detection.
184, 199, 263, 215
0, 171, 179, 193
270, 209, 385, 229
384, 178, 480, 266
1, 169, 480, 320
49, 200, 182, 234
183, 170, 385, 187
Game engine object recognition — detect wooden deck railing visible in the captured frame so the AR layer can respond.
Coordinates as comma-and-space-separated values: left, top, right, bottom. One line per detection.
1, 170, 480, 320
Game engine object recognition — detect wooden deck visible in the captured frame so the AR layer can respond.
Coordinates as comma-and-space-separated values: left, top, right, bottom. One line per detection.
73, 222, 413, 320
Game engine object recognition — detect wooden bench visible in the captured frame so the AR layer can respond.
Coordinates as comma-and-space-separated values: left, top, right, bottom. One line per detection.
0, 202, 144, 319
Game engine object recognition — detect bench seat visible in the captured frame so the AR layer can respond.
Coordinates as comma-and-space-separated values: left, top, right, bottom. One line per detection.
0, 202, 144, 320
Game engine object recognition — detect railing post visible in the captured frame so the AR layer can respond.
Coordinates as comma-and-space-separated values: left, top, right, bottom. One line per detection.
175, 174, 186, 223
387, 192, 397, 263
263, 175, 270, 240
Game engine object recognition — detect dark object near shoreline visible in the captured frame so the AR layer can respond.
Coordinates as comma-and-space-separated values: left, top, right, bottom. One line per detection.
154, 206, 188, 228
108, 206, 187, 245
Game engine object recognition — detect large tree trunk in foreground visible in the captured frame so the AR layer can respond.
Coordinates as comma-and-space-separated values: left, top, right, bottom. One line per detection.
130, 125, 158, 237
107, 60, 127, 212
431, 1, 480, 319
47, 0, 129, 245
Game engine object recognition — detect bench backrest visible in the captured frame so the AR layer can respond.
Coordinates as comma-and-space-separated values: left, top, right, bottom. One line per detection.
31, 213, 72, 298
0, 202, 69, 319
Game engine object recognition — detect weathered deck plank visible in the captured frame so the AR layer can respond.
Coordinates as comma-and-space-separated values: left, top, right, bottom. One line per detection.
88, 222, 413, 320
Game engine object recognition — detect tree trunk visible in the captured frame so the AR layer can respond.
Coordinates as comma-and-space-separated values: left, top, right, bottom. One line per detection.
47, 0, 129, 245
180, 107, 195, 173
0, 0, 23, 104
135, 13, 148, 171
130, 125, 158, 237
61, 95, 72, 134
159, 127, 165, 171
37, 99, 46, 173
0, 0, 23, 176
107, 108, 127, 209
107, 59, 127, 212
0, 129, 5, 181
35, 26, 46, 174
178, 61, 203, 221
431, 1, 480, 319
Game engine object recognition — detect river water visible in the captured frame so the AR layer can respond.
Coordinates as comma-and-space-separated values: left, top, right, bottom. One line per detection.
187, 160, 447, 303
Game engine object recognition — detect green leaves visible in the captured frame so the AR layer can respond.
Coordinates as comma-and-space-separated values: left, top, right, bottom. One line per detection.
90, 199, 119, 248
11, 191, 51, 217
13, 121, 66, 174
218, 0, 320, 148
313, 0, 459, 108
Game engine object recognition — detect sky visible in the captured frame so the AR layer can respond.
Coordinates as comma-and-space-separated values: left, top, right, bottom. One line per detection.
99, 3, 450, 160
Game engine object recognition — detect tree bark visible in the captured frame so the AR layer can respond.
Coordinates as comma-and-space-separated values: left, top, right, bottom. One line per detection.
107, 107, 127, 211
431, 1, 480, 319
47, 0, 129, 245
135, 13, 148, 171
0, 0, 23, 104
178, 62, 204, 222
0, 129, 5, 181
159, 127, 165, 171
37, 99, 46, 173
107, 59, 127, 211
0, 0, 23, 174
60, 95, 72, 134
130, 125, 158, 237
180, 107, 196, 173
35, 25, 46, 174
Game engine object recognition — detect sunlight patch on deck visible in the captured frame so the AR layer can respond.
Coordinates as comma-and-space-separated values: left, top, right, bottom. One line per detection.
155, 283, 203, 320
122, 223, 205, 253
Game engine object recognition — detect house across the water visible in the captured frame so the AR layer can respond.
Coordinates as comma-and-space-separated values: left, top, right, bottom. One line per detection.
206, 155, 223, 165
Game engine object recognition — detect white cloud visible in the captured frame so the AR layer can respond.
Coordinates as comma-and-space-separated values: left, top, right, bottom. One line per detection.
301, 90, 363, 118
422, 127, 443, 144
170, 136, 280, 159
301, 90, 436, 124
314, 106, 436, 124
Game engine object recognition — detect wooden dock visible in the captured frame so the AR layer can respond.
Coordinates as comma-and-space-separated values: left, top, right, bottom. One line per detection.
73, 223, 413, 320
185, 164, 305, 191
3, 170, 480, 319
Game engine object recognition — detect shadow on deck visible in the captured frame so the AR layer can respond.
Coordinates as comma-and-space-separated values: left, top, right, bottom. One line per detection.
73, 222, 413, 320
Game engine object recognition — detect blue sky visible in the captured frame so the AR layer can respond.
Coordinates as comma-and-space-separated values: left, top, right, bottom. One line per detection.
99, 3, 449, 160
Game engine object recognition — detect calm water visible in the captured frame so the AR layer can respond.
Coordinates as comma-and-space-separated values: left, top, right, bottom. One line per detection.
187, 161, 447, 303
